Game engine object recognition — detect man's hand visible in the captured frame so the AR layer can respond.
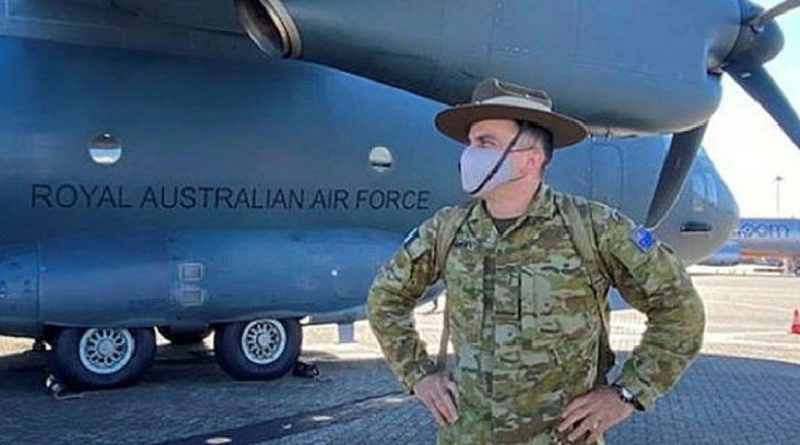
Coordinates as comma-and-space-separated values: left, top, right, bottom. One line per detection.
412, 372, 459, 426
557, 387, 635, 444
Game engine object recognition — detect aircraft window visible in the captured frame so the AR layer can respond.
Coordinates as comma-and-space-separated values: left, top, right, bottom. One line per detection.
704, 172, 718, 207
88, 133, 122, 165
692, 175, 705, 212
369, 146, 393, 173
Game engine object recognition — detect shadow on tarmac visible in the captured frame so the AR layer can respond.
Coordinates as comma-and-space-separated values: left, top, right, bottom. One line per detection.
0, 343, 798, 445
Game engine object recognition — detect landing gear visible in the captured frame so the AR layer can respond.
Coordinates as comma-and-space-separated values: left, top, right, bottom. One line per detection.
50, 327, 156, 389
157, 326, 212, 344
214, 318, 301, 381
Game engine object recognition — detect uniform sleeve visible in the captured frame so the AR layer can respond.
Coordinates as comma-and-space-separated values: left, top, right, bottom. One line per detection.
591, 203, 705, 410
366, 208, 449, 393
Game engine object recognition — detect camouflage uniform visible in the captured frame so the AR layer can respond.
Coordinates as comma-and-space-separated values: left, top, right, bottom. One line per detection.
366, 184, 705, 445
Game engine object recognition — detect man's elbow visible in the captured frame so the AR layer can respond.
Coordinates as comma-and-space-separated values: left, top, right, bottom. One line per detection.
365, 284, 383, 327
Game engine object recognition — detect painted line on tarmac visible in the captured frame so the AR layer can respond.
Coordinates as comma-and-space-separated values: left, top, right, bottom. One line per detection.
702, 338, 800, 348
702, 300, 789, 313
703, 331, 790, 340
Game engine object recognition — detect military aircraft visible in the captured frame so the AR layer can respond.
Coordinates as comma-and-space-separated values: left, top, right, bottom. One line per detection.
1, 0, 796, 390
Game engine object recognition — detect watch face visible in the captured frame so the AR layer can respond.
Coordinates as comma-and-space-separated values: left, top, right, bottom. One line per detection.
620, 387, 634, 400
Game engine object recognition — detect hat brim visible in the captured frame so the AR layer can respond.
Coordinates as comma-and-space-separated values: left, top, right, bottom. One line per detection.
435, 104, 588, 148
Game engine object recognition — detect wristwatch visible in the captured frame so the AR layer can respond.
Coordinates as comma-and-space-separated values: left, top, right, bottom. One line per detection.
610, 383, 645, 411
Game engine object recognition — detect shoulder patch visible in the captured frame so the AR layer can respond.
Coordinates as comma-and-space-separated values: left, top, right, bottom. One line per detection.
403, 226, 420, 248
630, 226, 657, 253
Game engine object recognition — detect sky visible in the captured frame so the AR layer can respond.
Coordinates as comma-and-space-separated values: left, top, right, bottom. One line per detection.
703, 0, 800, 218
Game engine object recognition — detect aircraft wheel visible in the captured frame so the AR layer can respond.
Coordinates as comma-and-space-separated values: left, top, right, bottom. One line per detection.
214, 318, 301, 380
157, 326, 212, 344
51, 327, 156, 389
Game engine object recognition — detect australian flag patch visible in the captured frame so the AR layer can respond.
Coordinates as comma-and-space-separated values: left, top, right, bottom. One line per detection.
630, 226, 657, 253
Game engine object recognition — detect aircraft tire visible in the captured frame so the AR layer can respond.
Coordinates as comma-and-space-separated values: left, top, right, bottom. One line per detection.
157, 326, 212, 344
214, 318, 301, 381
50, 327, 156, 390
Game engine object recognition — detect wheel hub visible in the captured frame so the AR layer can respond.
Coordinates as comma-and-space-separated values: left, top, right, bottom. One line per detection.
241, 320, 287, 365
78, 328, 136, 375
98, 339, 115, 357
257, 333, 270, 348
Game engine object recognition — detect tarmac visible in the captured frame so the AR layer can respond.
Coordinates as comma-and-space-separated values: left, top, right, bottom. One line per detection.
0, 273, 799, 445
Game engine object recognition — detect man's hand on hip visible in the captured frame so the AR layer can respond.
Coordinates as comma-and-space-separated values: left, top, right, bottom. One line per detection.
557, 387, 635, 444
413, 372, 459, 426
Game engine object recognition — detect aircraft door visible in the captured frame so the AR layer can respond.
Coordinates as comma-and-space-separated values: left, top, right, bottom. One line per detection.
591, 142, 623, 209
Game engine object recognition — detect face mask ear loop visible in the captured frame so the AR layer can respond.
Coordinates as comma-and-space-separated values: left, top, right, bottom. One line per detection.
466, 127, 523, 195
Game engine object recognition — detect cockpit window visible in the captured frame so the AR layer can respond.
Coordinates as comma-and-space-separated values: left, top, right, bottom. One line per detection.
704, 172, 718, 207
692, 175, 704, 212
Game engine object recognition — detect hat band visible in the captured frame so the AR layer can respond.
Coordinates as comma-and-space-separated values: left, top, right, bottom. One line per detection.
476, 96, 552, 113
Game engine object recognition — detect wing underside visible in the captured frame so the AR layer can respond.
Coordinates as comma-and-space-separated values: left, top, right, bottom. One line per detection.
0, 0, 261, 61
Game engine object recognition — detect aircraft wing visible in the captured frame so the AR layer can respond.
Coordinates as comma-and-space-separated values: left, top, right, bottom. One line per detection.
0, 0, 262, 62
6, 1, 799, 233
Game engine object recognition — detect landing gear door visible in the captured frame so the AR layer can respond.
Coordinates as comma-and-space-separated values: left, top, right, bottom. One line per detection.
591, 142, 623, 209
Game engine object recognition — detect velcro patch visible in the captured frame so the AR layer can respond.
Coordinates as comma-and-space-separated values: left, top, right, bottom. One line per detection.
630, 226, 657, 253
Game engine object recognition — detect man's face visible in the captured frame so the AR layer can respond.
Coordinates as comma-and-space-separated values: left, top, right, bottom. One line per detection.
467, 119, 546, 181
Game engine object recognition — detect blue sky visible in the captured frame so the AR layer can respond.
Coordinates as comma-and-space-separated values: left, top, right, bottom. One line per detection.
704, 0, 800, 218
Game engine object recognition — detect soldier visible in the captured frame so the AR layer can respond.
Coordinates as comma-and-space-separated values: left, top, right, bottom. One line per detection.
366, 78, 705, 445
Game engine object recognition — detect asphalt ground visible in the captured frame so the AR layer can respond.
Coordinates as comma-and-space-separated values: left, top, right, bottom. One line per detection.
0, 274, 799, 445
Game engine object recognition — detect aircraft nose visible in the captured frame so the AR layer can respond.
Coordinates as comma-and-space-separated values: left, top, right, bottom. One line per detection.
654, 150, 739, 264
715, 168, 739, 229
687, 158, 739, 263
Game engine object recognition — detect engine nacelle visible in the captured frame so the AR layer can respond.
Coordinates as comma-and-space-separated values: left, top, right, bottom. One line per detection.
235, 0, 742, 137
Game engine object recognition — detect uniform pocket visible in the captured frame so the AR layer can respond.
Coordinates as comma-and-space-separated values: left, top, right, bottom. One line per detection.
494, 264, 520, 320
444, 248, 485, 345
519, 266, 560, 335
448, 290, 483, 344
519, 263, 596, 339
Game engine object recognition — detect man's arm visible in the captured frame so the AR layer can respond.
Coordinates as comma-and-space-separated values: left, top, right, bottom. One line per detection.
366, 210, 444, 393
593, 203, 706, 410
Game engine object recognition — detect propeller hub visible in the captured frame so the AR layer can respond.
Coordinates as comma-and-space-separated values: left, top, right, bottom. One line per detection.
723, 0, 784, 70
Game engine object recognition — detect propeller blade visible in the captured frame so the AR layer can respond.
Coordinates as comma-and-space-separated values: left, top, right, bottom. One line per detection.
726, 63, 800, 148
749, 0, 800, 28
645, 124, 707, 228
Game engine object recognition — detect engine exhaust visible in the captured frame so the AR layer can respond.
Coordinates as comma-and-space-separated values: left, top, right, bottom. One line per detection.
234, 0, 301, 58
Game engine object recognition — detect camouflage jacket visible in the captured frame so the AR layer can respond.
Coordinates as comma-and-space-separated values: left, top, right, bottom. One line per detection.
366, 184, 705, 445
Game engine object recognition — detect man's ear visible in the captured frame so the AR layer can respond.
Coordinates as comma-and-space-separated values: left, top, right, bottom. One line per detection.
530, 146, 546, 173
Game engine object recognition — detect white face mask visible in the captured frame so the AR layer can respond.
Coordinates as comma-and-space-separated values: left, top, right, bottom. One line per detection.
460, 127, 532, 196
459, 147, 515, 196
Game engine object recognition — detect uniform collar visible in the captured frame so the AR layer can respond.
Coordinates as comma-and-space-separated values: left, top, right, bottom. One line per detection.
523, 183, 556, 220
468, 182, 556, 224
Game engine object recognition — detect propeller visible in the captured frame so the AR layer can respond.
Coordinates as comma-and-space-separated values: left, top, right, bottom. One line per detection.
645, 124, 707, 228
727, 64, 800, 147
749, 0, 800, 28
644, 0, 800, 228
